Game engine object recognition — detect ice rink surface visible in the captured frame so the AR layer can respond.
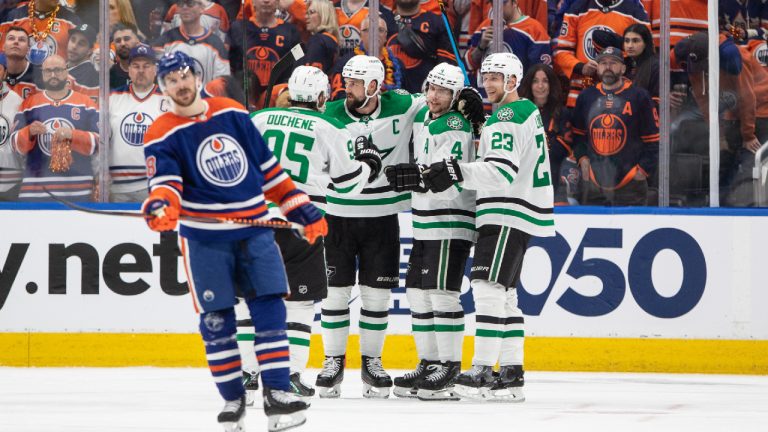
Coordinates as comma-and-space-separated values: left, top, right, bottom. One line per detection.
1, 367, 767, 432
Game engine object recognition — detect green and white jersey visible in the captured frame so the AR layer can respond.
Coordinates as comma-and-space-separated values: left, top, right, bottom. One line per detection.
460, 98, 555, 237
411, 107, 477, 242
251, 107, 372, 213
324, 90, 426, 217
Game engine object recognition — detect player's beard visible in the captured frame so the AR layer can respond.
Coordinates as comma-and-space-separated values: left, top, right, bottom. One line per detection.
346, 93, 366, 112
169, 86, 197, 107
45, 78, 66, 91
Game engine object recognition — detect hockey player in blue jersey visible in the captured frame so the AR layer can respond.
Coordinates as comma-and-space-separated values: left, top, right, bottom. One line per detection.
142, 51, 325, 432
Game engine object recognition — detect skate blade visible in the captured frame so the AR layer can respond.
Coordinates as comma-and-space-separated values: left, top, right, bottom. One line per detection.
453, 384, 490, 401
488, 387, 525, 403
268, 411, 307, 432
416, 387, 460, 401
220, 419, 245, 432
362, 383, 391, 399
393, 385, 418, 399
245, 390, 257, 407
317, 384, 341, 399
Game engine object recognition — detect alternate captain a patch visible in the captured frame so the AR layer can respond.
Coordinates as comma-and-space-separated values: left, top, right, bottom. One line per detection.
196, 134, 249, 187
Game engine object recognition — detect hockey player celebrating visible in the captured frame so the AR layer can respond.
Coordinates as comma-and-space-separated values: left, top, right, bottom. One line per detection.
384, 63, 477, 401
239, 65, 382, 402
389, 53, 555, 402
142, 51, 324, 432
317, 54, 484, 399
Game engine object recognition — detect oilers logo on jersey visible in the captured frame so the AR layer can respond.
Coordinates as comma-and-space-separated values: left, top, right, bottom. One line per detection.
339, 25, 362, 53
247, 46, 280, 87
197, 134, 248, 187
0, 115, 10, 146
120, 112, 154, 147
28, 35, 57, 65
754, 43, 768, 67
589, 113, 627, 156
38, 118, 75, 156
583, 25, 613, 61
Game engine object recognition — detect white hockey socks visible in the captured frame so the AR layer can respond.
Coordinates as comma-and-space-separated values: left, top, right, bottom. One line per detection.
406, 288, 438, 361
430, 290, 464, 363
235, 300, 259, 374
286, 300, 315, 374
320, 286, 353, 357
499, 288, 524, 366
470, 279, 507, 366
359, 285, 390, 357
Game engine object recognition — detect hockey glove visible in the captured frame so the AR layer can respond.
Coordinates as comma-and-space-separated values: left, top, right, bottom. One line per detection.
384, 163, 428, 192
354, 136, 382, 182
141, 189, 180, 232
455, 87, 486, 135
422, 158, 463, 193
280, 190, 328, 244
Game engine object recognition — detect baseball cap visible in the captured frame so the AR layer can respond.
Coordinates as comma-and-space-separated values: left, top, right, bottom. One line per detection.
596, 46, 625, 64
674, 32, 708, 70
129, 44, 156, 64
69, 23, 97, 46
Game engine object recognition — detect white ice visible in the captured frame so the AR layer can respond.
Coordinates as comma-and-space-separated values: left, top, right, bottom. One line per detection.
1, 368, 767, 432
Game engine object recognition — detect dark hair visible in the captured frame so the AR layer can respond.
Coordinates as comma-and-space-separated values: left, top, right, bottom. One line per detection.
111, 22, 138, 41
623, 24, 657, 94
6, 25, 28, 37
518, 64, 563, 118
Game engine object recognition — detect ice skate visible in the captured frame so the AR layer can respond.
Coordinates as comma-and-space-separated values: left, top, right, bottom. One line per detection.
417, 361, 461, 401
393, 359, 440, 398
452, 365, 495, 401
289, 372, 315, 401
315, 355, 345, 398
242, 371, 260, 407
217, 395, 246, 432
263, 387, 308, 432
361, 355, 392, 399
488, 365, 525, 403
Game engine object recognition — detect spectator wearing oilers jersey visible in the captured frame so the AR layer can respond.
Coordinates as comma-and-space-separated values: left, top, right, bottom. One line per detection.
334, 0, 398, 56
162, 0, 230, 42
66, 24, 99, 101
0, 0, 81, 65
303, 0, 340, 74
142, 51, 320, 431
571, 47, 659, 206
387, 0, 457, 93
109, 44, 167, 202
3, 26, 41, 99
229, 0, 301, 109
153, 0, 230, 86
554, 0, 649, 108
11, 55, 98, 202
0, 54, 24, 201
641, 0, 707, 52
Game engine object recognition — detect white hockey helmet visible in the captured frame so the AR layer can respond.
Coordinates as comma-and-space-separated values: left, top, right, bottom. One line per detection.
288, 65, 330, 105
480, 52, 524, 93
342, 55, 385, 96
425, 62, 465, 102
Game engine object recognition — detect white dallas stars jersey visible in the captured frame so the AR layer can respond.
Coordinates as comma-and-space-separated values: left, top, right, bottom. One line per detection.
460, 98, 555, 237
109, 85, 168, 193
324, 90, 426, 217
0, 88, 23, 193
250, 107, 372, 213
412, 107, 477, 242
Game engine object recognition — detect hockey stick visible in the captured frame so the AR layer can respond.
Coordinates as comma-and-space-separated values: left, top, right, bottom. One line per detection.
43, 188, 304, 233
242, 0, 249, 110
263, 44, 305, 109
438, 0, 470, 86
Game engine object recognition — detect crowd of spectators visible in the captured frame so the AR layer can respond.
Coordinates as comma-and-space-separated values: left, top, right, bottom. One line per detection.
0, 0, 766, 206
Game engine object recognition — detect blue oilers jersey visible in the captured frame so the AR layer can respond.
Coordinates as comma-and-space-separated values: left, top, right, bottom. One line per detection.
143, 97, 297, 242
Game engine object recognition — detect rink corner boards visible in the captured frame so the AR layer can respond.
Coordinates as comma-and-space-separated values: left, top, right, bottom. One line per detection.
1, 333, 767, 375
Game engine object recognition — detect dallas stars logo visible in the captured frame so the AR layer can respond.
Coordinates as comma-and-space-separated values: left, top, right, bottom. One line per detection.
394, 89, 409, 95
446, 115, 463, 130
497, 108, 514, 121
